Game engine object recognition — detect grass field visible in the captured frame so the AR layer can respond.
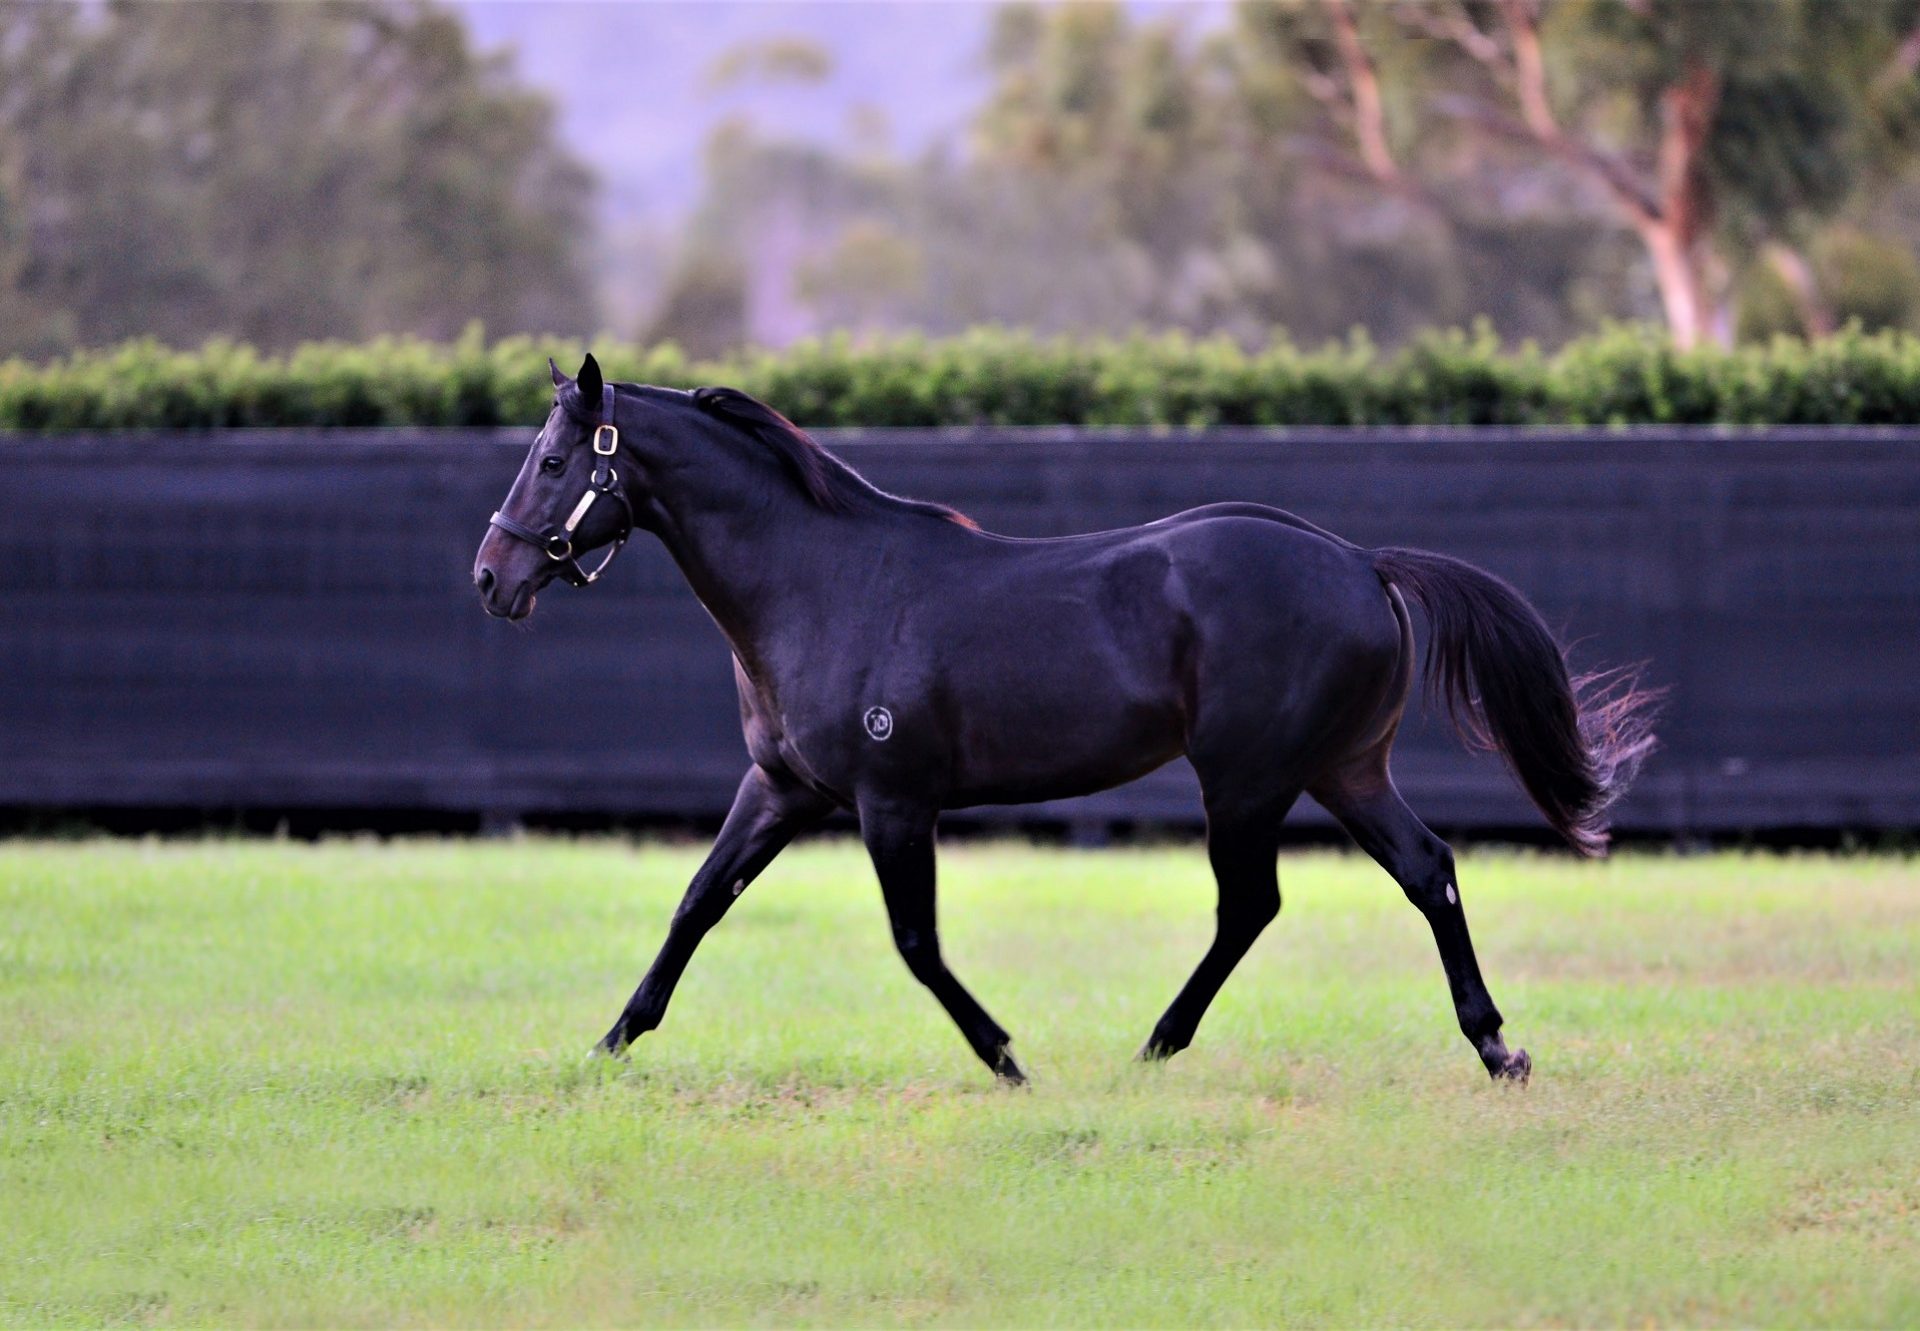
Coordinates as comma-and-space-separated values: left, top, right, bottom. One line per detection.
2, 839, 1917, 1328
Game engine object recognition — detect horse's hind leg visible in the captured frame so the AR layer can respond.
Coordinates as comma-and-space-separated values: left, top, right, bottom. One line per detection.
1139, 790, 1296, 1061
1311, 768, 1530, 1082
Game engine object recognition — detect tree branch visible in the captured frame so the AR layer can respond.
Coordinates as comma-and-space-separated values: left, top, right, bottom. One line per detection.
1319, 0, 1400, 185
1286, 131, 1450, 218
1396, 1, 1507, 71
1656, 58, 1719, 244
1432, 92, 1662, 223
1500, 0, 1557, 140
1393, 0, 1569, 168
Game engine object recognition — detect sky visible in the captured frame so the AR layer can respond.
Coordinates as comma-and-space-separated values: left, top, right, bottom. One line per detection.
452, 1, 1231, 333
453, 1, 1230, 226
454, 1, 999, 224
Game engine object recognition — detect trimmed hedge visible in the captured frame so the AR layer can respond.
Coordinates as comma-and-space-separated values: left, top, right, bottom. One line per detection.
3, 323, 1920, 430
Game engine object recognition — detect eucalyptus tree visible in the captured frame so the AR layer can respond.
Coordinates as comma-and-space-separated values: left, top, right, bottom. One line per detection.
1236, 0, 1920, 346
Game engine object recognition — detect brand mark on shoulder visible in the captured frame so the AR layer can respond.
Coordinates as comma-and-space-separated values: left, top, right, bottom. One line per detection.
863, 706, 894, 741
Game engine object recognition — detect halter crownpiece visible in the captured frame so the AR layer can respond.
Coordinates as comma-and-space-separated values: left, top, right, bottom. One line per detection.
488, 382, 635, 587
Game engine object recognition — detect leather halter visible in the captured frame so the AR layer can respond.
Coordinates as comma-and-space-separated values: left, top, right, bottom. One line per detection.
488, 383, 634, 588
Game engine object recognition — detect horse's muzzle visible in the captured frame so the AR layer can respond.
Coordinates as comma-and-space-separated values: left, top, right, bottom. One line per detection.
474, 563, 536, 621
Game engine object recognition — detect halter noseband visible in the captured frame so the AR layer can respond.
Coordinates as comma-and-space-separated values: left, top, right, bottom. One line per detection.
488, 383, 634, 588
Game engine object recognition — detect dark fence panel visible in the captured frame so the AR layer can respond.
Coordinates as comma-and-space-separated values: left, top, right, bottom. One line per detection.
3, 428, 1916, 834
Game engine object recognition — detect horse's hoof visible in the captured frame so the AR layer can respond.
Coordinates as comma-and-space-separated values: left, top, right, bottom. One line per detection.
993, 1048, 1029, 1087
1136, 1032, 1183, 1062
1494, 1047, 1531, 1085
587, 1039, 630, 1063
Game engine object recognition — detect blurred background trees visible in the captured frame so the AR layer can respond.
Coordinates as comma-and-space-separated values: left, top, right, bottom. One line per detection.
606, 0, 1920, 356
3, 0, 1919, 361
0, 0, 593, 358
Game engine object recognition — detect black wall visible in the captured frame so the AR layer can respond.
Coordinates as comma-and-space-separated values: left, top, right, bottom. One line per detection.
5, 428, 1916, 834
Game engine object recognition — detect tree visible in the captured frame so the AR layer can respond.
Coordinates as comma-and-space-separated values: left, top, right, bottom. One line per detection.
651, 0, 1920, 351
970, 0, 1628, 345
645, 38, 849, 352
0, 0, 595, 356
1276, 0, 1920, 347
973, 3, 1247, 330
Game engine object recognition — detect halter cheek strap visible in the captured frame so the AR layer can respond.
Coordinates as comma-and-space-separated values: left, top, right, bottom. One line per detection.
489, 383, 635, 588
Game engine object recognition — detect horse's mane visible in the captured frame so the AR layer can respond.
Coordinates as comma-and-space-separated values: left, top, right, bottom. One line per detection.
688, 386, 976, 528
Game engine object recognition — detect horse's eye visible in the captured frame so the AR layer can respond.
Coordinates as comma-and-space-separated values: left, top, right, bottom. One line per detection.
540, 454, 565, 475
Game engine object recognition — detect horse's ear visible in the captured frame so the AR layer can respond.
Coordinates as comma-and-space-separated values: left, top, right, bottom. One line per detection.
549, 357, 569, 390
576, 352, 603, 405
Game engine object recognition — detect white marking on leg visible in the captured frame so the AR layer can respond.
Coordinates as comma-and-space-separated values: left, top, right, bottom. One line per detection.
1445, 882, 1457, 905
731, 878, 746, 897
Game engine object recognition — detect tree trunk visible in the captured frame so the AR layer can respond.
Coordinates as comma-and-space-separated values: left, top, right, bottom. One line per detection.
1644, 60, 1724, 349
1320, 0, 1400, 186
1638, 221, 1709, 349
1450, 7, 1730, 349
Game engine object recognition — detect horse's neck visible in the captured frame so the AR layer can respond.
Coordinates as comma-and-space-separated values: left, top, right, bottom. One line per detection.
645, 473, 883, 681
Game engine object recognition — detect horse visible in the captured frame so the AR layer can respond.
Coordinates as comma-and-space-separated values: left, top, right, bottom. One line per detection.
473, 354, 1658, 1085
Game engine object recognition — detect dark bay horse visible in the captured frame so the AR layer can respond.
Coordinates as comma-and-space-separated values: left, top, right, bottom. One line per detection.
473, 355, 1657, 1085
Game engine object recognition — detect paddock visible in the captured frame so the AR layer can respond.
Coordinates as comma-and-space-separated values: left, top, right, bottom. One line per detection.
4, 838, 1916, 1326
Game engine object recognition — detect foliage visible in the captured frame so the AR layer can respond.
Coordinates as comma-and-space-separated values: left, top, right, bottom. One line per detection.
0, 0, 595, 359
666, 3, 1642, 357
1740, 229, 1920, 343
3, 839, 1919, 1326
7, 324, 1920, 430
651, 0, 1920, 356
1219, 0, 1920, 349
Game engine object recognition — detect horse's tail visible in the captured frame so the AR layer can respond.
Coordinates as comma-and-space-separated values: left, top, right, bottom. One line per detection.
1372, 547, 1660, 857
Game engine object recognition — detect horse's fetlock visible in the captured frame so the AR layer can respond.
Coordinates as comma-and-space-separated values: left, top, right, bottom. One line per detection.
616, 998, 665, 1038
1462, 1004, 1505, 1046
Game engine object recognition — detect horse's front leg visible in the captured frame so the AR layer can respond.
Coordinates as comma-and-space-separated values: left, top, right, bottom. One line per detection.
859, 797, 1025, 1084
596, 765, 831, 1056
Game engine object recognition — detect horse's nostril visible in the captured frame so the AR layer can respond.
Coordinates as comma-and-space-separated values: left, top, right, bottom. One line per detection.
476, 566, 495, 593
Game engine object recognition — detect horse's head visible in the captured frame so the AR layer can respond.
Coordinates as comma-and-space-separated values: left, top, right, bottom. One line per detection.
473, 353, 635, 620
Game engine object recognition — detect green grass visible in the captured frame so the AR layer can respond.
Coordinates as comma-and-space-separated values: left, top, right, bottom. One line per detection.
2, 839, 1917, 1328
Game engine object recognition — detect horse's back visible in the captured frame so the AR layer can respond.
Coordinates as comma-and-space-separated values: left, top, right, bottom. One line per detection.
958, 505, 1396, 669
